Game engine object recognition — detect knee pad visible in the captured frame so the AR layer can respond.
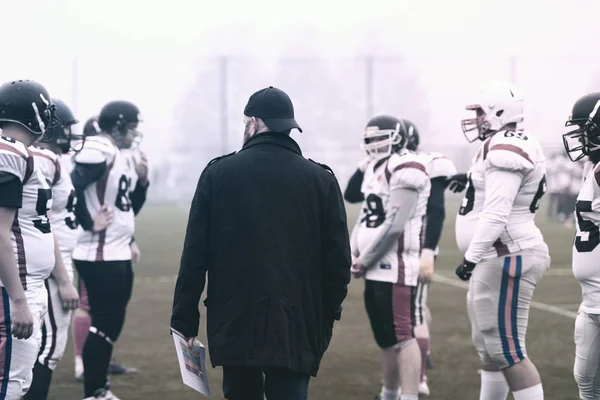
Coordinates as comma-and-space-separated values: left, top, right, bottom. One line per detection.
89, 326, 115, 345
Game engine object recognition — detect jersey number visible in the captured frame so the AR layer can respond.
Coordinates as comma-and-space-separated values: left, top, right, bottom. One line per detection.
458, 174, 475, 215
529, 175, 547, 213
504, 131, 529, 140
362, 194, 385, 228
33, 188, 52, 234
65, 190, 78, 230
115, 175, 132, 212
575, 200, 600, 253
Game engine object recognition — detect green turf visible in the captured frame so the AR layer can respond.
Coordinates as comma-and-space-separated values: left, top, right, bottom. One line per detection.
49, 201, 581, 399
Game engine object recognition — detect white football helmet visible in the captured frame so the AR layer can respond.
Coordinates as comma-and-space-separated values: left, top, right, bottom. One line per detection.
461, 81, 524, 142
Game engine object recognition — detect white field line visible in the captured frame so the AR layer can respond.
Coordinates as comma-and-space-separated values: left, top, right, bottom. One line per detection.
434, 273, 577, 320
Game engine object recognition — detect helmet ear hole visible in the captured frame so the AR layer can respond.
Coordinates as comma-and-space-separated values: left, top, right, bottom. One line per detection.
496, 110, 504, 117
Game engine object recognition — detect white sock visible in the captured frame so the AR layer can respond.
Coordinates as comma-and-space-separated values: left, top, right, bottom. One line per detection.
480, 370, 509, 400
399, 395, 418, 400
74, 356, 84, 375
381, 387, 398, 400
513, 384, 543, 400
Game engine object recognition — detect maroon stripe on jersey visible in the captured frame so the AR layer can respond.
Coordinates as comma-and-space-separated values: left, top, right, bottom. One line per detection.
0, 143, 27, 160
30, 151, 54, 163
11, 212, 27, 290
95, 231, 107, 262
482, 138, 492, 160
94, 162, 113, 262
96, 162, 114, 205
489, 144, 534, 165
23, 153, 34, 184
493, 238, 510, 257
52, 158, 61, 186
396, 232, 405, 283
392, 162, 428, 175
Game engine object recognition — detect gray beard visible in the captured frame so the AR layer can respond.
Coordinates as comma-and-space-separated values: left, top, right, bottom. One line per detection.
243, 122, 253, 144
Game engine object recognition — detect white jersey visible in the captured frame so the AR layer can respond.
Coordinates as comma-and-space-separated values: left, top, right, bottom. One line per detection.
572, 162, 600, 313
30, 147, 78, 274
119, 148, 142, 189
0, 137, 54, 291
420, 151, 458, 180
72, 136, 136, 262
456, 130, 547, 262
356, 151, 430, 285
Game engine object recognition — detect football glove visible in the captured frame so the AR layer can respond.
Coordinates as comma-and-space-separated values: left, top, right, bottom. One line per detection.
447, 173, 468, 193
455, 259, 476, 281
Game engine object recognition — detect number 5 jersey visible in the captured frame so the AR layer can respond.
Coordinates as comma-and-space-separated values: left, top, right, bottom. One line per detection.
0, 137, 54, 291
354, 150, 431, 286
71, 135, 135, 262
455, 129, 547, 263
572, 161, 600, 314
30, 146, 78, 274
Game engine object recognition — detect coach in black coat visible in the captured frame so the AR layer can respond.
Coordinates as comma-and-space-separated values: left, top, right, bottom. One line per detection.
171, 87, 351, 400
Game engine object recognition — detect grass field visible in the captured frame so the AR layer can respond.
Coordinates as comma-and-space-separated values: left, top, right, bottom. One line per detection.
48, 200, 581, 399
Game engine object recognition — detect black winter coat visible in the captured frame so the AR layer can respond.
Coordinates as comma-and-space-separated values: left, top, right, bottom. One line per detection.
171, 132, 351, 376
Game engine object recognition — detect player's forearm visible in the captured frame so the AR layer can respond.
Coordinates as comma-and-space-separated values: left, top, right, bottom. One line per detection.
344, 169, 365, 203
50, 234, 70, 285
360, 188, 418, 269
0, 233, 27, 303
464, 169, 521, 263
423, 177, 447, 250
130, 180, 149, 216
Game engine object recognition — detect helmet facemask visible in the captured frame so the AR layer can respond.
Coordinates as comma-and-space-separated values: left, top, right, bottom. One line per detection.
112, 119, 143, 149
362, 125, 401, 160
563, 117, 600, 162
461, 106, 492, 142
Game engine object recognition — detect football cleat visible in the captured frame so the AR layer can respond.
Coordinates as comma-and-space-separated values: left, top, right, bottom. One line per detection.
419, 376, 431, 397
108, 361, 140, 375
83, 388, 121, 400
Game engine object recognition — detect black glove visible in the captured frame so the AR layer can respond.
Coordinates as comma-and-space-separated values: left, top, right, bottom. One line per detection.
455, 259, 476, 281
447, 173, 468, 193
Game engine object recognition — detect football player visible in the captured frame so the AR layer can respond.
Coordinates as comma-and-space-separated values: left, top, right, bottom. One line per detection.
0, 80, 64, 399
350, 115, 430, 400
563, 92, 600, 399
403, 119, 459, 396
344, 121, 466, 397
25, 99, 82, 399
71, 101, 145, 400
71, 107, 147, 382
455, 81, 549, 400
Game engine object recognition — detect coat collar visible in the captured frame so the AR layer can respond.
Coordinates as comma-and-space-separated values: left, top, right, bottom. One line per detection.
241, 132, 302, 155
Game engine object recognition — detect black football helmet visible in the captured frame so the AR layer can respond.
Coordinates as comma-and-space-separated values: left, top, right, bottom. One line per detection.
362, 115, 408, 160
564, 93, 600, 162
0, 80, 55, 140
45, 99, 78, 153
403, 119, 420, 152
83, 116, 101, 137
98, 100, 143, 149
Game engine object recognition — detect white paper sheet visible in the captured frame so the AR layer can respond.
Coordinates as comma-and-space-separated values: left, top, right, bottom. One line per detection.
171, 328, 212, 397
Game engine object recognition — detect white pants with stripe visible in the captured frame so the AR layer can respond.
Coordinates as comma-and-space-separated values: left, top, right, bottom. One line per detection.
37, 270, 73, 370
0, 286, 47, 400
414, 280, 429, 326
574, 310, 600, 399
466, 243, 550, 369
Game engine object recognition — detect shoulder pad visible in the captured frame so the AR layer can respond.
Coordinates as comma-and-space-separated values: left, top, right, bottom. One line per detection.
30, 147, 58, 185
207, 151, 236, 167
485, 131, 538, 172
0, 138, 29, 182
428, 155, 457, 179
309, 159, 336, 176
